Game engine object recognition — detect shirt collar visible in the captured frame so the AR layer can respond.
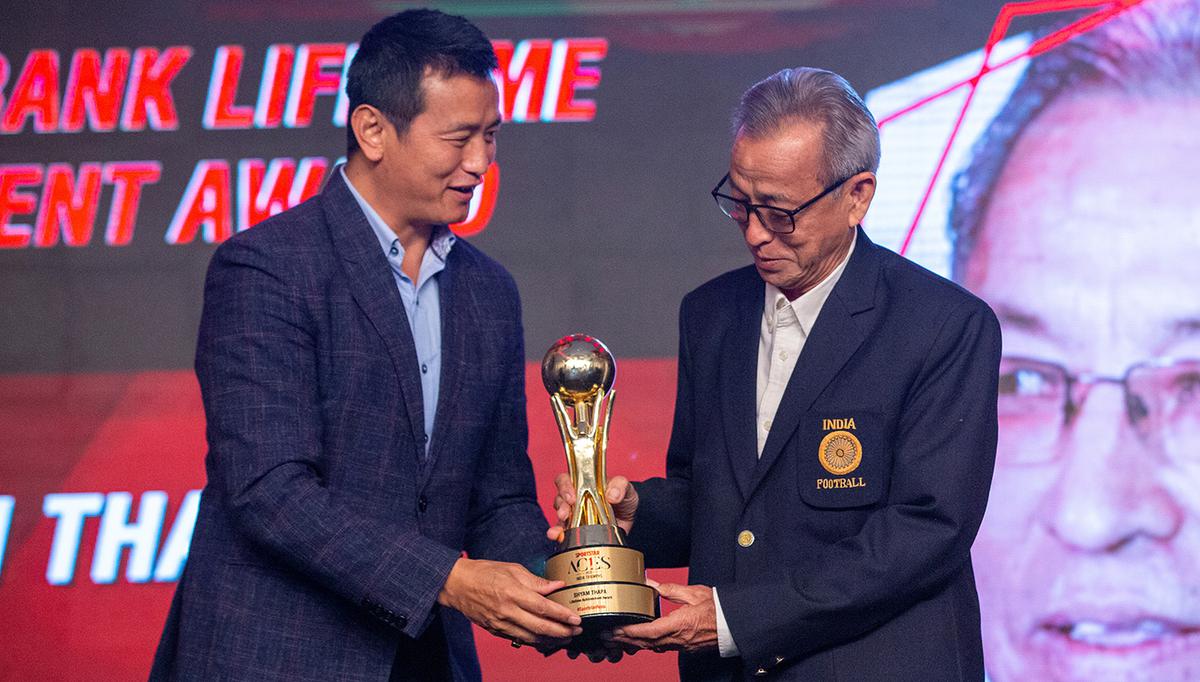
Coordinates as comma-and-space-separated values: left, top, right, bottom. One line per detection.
764, 230, 857, 336
338, 164, 457, 263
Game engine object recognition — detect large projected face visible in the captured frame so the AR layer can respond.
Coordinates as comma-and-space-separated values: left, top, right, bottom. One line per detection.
964, 92, 1200, 681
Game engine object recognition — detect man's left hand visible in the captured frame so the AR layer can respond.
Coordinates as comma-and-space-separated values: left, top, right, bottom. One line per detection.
609, 581, 718, 654
534, 639, 630, 663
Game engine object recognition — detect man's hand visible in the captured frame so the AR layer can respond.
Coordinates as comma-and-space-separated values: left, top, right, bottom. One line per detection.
546, 474, 639, 542
437, 557, 582, 645
535, 638, 632, 663
609, 581, 718, 654
569, 639, 637, 663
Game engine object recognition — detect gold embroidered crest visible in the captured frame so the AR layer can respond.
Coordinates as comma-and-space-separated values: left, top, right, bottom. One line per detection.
819, 430, 862, 476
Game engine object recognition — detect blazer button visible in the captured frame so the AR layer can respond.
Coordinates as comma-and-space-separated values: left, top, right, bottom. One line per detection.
737, 530, 755, 547
418, 496, 428, 513
420, 434, 429, 445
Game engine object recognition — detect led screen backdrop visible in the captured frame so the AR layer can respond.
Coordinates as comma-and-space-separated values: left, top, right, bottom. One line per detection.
2, 1, 1195, 680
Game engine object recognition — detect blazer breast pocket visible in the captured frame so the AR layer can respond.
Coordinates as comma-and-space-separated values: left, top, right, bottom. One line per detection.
797, 410, 890, 509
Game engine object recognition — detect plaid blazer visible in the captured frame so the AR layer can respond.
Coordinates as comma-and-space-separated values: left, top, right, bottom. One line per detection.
151, 173, 551, 681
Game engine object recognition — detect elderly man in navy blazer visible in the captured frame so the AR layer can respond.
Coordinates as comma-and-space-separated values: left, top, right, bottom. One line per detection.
553, 68, 1001, 680
151, 9, 582, 681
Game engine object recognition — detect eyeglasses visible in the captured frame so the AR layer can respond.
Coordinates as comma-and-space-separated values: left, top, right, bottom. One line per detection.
996, 355, 1200, 465
710, 172, 857, 234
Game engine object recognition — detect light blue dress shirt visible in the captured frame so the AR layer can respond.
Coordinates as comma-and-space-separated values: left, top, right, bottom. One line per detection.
339, 166, 456, 454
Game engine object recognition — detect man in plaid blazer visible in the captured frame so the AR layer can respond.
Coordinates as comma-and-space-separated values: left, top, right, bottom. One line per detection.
151, 10, 580, 681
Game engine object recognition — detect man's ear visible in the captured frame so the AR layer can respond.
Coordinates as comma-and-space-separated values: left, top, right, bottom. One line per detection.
845, 172, 877, 227
350, 104, 389, 162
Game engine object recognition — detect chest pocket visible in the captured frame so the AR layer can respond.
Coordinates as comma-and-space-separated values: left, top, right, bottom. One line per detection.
797, 410, 890, 509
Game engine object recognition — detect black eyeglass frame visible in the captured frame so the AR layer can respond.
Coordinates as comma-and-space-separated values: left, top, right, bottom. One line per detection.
710, 171, 861, 234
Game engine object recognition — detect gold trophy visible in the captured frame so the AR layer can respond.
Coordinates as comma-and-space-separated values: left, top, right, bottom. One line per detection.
542, 334, 659, 637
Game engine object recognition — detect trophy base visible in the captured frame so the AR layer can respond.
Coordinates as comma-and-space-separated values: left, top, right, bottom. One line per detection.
575, 611, 658, 648
545, 530, 660, 643
546, 580, 660, 619
547, 581, 660, 645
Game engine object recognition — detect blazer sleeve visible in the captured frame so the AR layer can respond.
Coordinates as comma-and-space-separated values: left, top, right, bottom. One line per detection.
196, 238, 458, 639
462, 280, 557, 569
718, 297, 1002, 669
627, 297, 696, 567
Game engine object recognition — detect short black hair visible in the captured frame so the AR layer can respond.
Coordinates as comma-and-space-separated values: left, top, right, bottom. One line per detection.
947, 0, 1200, 281
345, 8, 498, 154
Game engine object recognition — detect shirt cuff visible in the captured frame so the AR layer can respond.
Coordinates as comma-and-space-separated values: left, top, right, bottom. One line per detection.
712, 586, 740, 658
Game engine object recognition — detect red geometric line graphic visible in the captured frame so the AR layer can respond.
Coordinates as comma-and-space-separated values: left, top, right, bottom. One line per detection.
878, 0, 1145, 255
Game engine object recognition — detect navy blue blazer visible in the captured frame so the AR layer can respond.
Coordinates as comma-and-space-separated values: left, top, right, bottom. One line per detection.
151, 173, 551, 681
630, 228, 1001, 681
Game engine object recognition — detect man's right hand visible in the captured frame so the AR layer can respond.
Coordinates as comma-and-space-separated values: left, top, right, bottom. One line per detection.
546, 474, 639, 542
436, 557, 582, 645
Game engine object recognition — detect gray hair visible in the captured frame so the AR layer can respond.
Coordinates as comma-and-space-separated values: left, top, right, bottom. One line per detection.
948, 0, 1200, 280
732, 67, 881, 185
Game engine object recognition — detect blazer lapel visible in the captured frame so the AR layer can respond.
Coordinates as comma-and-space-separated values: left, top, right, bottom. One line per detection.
322, 174, 427, 464
721, 268, 763, 501
422, 245, 469, 483
747, 227, 881, 497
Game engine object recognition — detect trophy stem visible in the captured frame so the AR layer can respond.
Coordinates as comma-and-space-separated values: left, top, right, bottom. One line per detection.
573, 399, 590, 432
559, 523, 627, 550
577, 491, 604, 527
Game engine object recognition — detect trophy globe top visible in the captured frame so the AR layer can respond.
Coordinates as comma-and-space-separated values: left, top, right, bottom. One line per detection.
541, 334, 615, 402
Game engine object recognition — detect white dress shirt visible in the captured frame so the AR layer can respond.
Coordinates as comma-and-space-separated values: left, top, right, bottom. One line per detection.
713, 233, 856, 658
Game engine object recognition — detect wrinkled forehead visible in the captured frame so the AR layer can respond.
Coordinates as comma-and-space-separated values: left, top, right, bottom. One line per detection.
729, 120, 827, 193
